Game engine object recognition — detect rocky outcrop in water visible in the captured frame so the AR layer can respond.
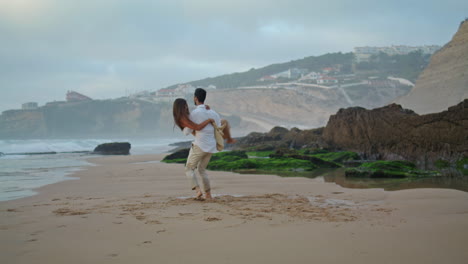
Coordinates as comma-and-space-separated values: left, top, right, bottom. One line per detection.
322, 99, 468, 169
93, 142, 131, 155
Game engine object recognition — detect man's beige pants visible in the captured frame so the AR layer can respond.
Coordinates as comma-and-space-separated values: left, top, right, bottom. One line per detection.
185, 144, 212, 192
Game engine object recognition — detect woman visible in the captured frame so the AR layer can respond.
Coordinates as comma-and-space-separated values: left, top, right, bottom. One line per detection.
172, 98, 236, 143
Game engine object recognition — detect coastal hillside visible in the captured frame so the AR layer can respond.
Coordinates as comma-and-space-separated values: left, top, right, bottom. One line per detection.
207, 87, 347, 131
0, 48, 435, 138
166, 53, 355, 89
0, 99, 174, 139
162, 51, 432, 134
397, 19, 468, 114
166, 52, 430, 90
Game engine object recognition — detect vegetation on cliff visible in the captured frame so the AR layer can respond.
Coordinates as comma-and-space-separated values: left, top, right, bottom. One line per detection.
457, 158, 468, 175
167, 52, 354, 89
355, 51, 431, 82
166, 50, 429, 90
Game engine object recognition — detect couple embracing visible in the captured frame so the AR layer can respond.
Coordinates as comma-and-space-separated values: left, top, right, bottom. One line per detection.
172, 88, 235, 200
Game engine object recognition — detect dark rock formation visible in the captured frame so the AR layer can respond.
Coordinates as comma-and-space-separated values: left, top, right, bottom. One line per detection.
93, 142, 131, 155
9, 151, 57, 155
168, 141, 192, 152
235, 126, 326, 151
322, 100, 468, 169
162, 148, 190, 161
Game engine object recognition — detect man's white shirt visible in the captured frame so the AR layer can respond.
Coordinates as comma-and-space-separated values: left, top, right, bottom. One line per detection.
185, 104, 221, 153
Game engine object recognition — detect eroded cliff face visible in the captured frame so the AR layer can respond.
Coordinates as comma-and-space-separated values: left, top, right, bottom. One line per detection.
322, 99, 468, 169
0, 110, 46, 138
0, 99, 174, 139
397, 21, 468, 114
208, 88, 349, 133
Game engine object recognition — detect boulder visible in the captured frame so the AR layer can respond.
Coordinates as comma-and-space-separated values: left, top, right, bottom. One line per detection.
93, 142, 131, 155
267, 126, 289, 140
235, 127, 326, 151
162, 148, 190, 161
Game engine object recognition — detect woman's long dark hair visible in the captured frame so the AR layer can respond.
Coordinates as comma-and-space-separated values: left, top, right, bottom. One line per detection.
173, 98, 190, 130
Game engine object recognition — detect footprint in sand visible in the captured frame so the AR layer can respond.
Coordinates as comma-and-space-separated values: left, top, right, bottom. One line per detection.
135, 215, 146, 221
30, 231, 43, 236
205, 217, 222, 222
145, 220, 161, 225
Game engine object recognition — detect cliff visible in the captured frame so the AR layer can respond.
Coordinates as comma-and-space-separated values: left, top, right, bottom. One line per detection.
0, 99, 174, 139
234, 99, 467, 170
207, 82, 411, 134
322, 99, 468, 169
208, 88, 347, 131
397, 20, 468, 114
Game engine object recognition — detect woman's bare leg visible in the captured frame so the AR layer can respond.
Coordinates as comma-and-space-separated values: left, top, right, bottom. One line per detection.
221, 119, 236, 144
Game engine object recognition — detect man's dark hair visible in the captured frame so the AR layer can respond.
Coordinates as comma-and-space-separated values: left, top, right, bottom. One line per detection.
194, 88, 207, 103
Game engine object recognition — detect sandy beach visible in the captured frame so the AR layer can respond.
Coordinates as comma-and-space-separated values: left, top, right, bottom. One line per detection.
1, 154, 468, 264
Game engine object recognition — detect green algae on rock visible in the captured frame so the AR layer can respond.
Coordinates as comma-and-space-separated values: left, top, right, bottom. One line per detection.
162, 149, 346, 172
345, 160, 441, 178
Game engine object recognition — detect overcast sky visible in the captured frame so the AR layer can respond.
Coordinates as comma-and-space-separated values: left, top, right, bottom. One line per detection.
0, 0, 466, 112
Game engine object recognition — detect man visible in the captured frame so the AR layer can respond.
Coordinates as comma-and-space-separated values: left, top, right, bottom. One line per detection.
185, 88, 221, 200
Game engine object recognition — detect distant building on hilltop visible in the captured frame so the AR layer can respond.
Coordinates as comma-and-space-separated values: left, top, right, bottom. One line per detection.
354, 45, 441, 62
154, 88, 178, 102
175, 84, 195, 95
259, 75, 277, 82
21, 102, 38, 110
272, 68, 309, 79
299, 72, 321, 81
317, 76, 338, 85
66, 91, 92, 102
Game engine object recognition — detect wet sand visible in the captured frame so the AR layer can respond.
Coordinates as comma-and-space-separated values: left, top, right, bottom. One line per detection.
1, 154, 468, 264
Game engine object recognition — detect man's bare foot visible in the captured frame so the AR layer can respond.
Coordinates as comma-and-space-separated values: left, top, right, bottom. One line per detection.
205, 191, 213, 200
195, 187, 203, 199
226, 138, 237, 144
194, 192, 205, 201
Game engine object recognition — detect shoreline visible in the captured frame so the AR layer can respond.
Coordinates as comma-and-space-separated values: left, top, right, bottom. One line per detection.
1, 154, 468, 263
0, 154, 167, 205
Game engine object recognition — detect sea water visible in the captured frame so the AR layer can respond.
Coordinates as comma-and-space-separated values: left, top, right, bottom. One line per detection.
0, 138, 186, 202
